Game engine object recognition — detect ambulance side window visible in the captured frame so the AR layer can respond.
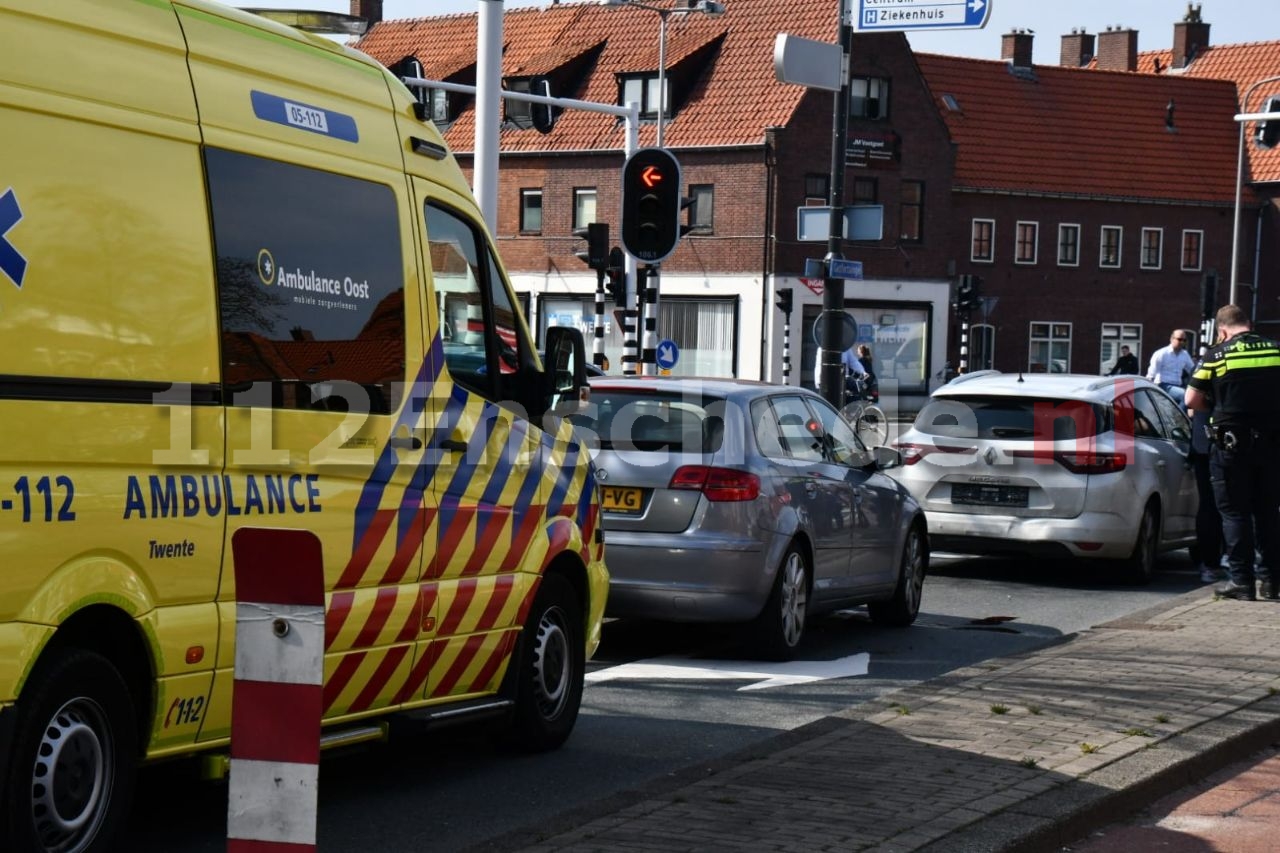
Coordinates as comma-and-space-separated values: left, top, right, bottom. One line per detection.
425, 203, 528, 402
206, 148, 405, 413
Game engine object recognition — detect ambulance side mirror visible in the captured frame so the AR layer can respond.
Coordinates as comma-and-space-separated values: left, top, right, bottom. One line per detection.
544, 326, 587, 417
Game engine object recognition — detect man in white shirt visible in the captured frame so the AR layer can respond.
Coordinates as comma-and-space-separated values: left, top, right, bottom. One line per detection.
1147, 329, 1196, 395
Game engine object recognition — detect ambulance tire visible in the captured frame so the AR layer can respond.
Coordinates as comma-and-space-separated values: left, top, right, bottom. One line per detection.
2, 648, 137, 853
507, 573, 585, 752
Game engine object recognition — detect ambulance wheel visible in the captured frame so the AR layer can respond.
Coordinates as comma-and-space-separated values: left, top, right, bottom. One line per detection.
3, 649, 137, 853
508, 573, 584, 752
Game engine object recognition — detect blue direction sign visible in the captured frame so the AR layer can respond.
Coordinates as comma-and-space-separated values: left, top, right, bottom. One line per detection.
656, 339, 680, 371
854, 0, 991, 32
0, 189, 27, 289
829, 258, 864, 281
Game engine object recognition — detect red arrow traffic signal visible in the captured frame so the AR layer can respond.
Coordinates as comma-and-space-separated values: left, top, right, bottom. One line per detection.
641, 165, 663, 188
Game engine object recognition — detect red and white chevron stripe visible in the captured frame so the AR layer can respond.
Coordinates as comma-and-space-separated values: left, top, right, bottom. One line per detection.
228, 528, 325, 853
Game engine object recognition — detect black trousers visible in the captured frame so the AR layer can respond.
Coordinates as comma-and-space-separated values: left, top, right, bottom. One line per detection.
1210, 439, 1280, 584
1190, 451, 1222, 568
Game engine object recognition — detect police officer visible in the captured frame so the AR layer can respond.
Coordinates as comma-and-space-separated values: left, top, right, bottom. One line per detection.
1185, 304, 1280, 600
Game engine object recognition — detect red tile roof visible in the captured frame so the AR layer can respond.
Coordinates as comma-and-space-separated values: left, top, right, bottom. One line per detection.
1134, 41, 1280, 184
355, 0, 837, 152
916, 54, 1241, 203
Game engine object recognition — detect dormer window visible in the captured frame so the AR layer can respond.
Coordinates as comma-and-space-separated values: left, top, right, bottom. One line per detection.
850, 77, 889, 120
504, 78, 534, 127
620, 74, 668, 120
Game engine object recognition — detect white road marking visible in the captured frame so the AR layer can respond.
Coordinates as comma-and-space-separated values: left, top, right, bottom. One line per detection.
586, 652, 870, 691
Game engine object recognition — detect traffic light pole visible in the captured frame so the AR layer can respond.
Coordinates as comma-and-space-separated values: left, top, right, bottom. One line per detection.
642, 265, 658, 375
623, 274, 640, 375
782, 306, 792, 382
958, 311, 969, 375
593, 266, 606, 369
819, 2, 854, 409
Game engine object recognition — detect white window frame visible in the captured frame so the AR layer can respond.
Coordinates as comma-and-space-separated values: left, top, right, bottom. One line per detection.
689, 183, 714, 232
1181, 229, 1204, 272
572, 187, 597, 231
1100, 323, 1142, 374
1057, 223, 1081, 267
1029, 321, 1073, 374
1140, 227, 1163, 270
970, 323, 995, 371
519, 188, 543, 234
1099, 225, 1123, 269
1014, 220, 1039, 265
971, 218, 995, 263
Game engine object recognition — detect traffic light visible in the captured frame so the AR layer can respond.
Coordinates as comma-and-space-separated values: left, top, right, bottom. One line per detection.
529, 76, 556, 134
621, 147, 682, 263
605, 247, 627, 305
1200, 269, 1219, 319
573, 222, 609, 271
1257, 96, 1280, 149
775, 287, 793, 315
955, 275, 975, 311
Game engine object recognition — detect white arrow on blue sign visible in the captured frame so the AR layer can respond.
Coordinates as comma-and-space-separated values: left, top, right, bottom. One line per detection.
656, 339, 680, 370
854, 0, 991, 32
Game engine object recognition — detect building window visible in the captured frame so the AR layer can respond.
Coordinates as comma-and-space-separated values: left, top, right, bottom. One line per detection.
1015, 221, 1038, 265
504, 78, 532, 125
850, 77, 889, 119
1058, 224, 1080, 267
971, 324, 995, 371
620, 74, 666, 120
689, 184, 713, 232
852, 177, 878, 205
804, 173, 828, 205
1141, 228, 1163, 270
1100, 323, 1142, 375
519, 188, 542, 234
899, 181, 923, 243
572, 187, 597, 230
1100, 225, 1122, 268
1029, 322, 1072, 373
971, 219, 994, 262
1181, 229, 1204, 271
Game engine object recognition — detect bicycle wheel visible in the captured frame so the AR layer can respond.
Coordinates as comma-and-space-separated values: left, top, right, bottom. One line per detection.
856, 404, 888, 446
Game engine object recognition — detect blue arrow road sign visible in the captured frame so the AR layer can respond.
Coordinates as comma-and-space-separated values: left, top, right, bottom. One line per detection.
0, 189, 27, 289
854, 0, 991, 32
656, 339, 680, 370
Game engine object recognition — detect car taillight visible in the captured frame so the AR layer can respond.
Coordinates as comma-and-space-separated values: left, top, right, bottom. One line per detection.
893, 442, 977, 466
669, 465, 761, 502
1054, 451, 1127, 474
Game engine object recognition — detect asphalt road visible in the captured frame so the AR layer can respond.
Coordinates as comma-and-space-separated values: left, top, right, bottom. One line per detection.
121, 551, 1203, 852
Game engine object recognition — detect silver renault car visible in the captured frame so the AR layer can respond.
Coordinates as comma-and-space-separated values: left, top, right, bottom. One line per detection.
888, 371, 1197, 581
571, 377, 928, 659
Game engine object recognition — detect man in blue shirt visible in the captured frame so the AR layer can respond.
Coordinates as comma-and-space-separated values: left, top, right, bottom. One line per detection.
1147, 329, 1195, 395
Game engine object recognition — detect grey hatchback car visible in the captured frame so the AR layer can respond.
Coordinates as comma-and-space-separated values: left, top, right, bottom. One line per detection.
571, 377, 928, 659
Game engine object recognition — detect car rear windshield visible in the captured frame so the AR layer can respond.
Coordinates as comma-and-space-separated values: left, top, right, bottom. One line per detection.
570, 390, 727, 452
914, 395, 1113, 441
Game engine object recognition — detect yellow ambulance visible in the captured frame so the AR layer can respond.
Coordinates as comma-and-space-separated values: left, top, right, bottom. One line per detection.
0, 1, 607, 849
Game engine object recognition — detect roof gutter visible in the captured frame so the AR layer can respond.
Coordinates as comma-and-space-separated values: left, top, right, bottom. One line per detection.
449, 142, 768, 158
952, 185, 1235, 209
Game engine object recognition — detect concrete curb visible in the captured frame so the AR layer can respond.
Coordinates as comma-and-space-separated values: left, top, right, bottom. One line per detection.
922, 694, 1280, 852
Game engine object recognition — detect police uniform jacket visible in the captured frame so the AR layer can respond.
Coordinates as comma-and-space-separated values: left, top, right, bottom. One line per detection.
1187, 331, 1280, 431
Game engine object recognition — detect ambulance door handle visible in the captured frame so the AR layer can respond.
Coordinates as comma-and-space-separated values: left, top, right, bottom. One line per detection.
439, 438, 468, 453
388, 435, 423, 451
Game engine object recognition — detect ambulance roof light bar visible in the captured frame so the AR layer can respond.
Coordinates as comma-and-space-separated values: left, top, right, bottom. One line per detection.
239, 8, 369, 36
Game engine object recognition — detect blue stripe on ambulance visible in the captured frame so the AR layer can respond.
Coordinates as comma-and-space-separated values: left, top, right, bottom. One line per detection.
545, 440, 580, 519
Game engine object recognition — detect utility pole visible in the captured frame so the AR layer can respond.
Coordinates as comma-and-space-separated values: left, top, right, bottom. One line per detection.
819, 0, 854, 408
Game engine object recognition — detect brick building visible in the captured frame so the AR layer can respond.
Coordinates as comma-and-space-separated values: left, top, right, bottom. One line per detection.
350, 0, 1278, 406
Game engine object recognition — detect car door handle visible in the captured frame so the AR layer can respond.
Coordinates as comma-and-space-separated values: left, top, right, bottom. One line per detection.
439, 438, 469, 453
388, 435, 423, 450
804, 482, 818, 499
1155, 459, 1166, 468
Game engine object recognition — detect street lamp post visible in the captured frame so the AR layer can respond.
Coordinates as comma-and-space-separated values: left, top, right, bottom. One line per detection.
601, 0, 725, 373
1229, 75, 1280, 307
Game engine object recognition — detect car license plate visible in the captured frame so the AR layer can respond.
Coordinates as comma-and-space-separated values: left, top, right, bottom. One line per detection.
951, 483, 1029, 508
601, 486, 644, 514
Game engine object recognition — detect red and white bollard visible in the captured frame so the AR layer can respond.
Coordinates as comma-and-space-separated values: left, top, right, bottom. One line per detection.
228, 528, 325, 853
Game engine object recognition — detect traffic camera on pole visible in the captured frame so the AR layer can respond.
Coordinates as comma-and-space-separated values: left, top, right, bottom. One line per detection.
621, 147, 682, 263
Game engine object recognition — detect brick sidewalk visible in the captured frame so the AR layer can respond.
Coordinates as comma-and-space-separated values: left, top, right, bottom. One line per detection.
494, 591, 1280, 852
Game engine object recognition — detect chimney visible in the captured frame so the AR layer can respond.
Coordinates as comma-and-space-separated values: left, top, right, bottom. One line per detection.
1172, 3, 1211, 69
350, 0, 383, 27
1096, 26, 1138, 72
1001, 29, 1034, 68
1060, 28, 1095, 67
